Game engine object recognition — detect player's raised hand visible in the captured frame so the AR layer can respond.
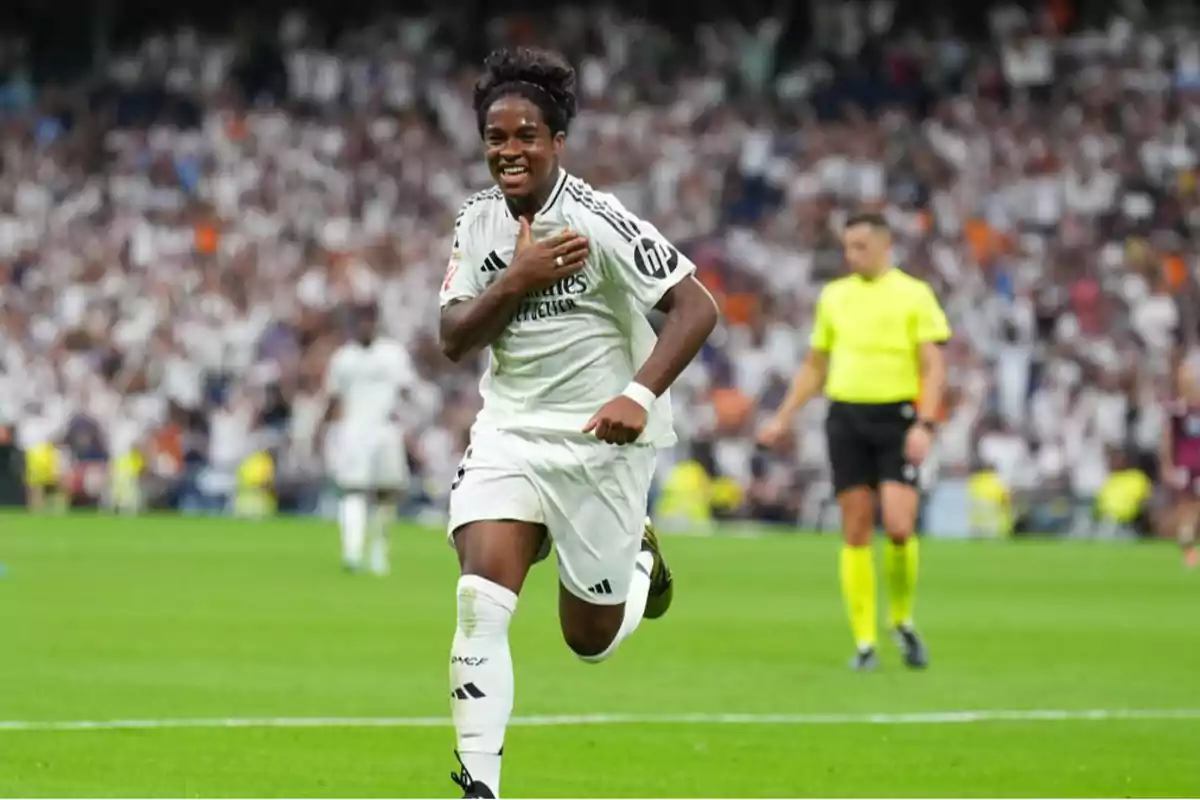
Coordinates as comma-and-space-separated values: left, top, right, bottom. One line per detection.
507, 217, 589, 292
584, 396, 647, 445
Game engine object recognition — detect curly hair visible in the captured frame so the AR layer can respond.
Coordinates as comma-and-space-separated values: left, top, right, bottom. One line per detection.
473, 47, 578, 138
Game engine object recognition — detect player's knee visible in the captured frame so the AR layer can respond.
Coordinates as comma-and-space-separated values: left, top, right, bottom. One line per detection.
561, 616, 621, 662
881, 506, 916, 541
882, 517, 914, 543
456, 575, 517, 639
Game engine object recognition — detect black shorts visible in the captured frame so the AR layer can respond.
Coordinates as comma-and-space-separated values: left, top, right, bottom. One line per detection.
825, 400, 919, 495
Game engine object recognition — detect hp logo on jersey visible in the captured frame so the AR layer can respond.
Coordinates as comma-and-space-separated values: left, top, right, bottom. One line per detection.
632, 237, 680, 280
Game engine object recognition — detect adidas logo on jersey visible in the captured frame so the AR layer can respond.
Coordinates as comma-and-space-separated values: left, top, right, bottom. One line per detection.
480, 251, 507, 273
476, 249, 588, 322
586, 579, 614, 596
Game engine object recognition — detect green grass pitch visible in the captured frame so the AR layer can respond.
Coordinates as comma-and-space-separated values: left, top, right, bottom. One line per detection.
1, 513, 1198, 797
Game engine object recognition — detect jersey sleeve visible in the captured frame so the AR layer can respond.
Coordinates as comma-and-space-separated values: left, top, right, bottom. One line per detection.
914, 282, 952, 343
588, 196, 697, 313
809, 289, 834, 352
439, 204, 485, 308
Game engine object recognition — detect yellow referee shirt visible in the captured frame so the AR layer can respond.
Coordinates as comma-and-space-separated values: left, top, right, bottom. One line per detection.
810, 268, 951, 404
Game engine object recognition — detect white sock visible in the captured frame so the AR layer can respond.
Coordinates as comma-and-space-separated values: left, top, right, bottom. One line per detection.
451, 575, 516, 797
339, 493, 368, 567
368, 503, 393, 575
577, 550, 653, 664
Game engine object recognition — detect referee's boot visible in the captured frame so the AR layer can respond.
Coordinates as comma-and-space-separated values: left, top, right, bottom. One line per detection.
893, 624, 929, 670
850, 646, 879, 671
640, 519, 674, 620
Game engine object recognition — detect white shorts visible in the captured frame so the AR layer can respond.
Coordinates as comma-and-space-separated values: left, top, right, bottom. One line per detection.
447, 427, 656, 605
328, 422, 409, 491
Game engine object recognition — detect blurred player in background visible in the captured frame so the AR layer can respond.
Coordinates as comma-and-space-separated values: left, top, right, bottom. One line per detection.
759, 212, 949, 670
438, 48, 718, 798
1162, 355, 1200, 569
20, 401, 65, 513
108, 445, 145, 516
321, 303, 414, 576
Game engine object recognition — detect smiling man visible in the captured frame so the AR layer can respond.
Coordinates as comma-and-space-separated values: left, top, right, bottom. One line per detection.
437, 47, 719, 799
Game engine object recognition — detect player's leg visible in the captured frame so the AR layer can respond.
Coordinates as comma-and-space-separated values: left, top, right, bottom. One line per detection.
877, 407, 928, 668
331, 429, 370, 572
551, 445, 664, 662
338, 486, 369, 572
1178, 498, 1199, 569
367, 490, 396, 576
365, 430, 405, 576
446, 436, 547, 799
826, 403, 880, 669
25, 481, 45, 512
557, 522, 664, 662
24, 444, 51, 512
879, 482, 926, 666
450, 521, 543, 799
837, 487, 878, 668
50, 475, 68, 514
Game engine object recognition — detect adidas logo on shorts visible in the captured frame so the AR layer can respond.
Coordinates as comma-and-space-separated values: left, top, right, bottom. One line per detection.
586, 579, 613, 596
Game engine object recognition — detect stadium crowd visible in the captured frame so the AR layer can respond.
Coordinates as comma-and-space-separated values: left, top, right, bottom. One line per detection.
0, 3, 1195, 535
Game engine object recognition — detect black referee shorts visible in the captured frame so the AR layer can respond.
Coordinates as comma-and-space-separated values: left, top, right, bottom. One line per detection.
825, 400, 919, 496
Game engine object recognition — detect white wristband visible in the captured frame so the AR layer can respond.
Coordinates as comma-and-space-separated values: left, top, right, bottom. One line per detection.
621, 382, 657, 412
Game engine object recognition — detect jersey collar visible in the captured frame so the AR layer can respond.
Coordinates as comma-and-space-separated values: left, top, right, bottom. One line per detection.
505, 168, 569, 221
854, 265, 895, 284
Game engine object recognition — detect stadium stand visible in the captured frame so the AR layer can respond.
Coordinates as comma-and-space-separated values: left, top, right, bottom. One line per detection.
0, 2, 1195, 537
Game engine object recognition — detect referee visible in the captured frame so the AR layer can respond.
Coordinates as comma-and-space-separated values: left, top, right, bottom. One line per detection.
758, 211, 950, 670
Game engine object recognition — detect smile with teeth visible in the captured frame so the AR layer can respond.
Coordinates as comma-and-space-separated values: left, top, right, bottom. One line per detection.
501, 164, 529, 177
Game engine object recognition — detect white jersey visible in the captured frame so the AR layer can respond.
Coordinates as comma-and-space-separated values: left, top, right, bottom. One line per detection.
324, 338, 414, 431
439, 171, 696, 447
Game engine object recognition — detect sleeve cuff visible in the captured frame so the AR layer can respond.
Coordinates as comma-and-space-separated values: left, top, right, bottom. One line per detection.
641, 260, 697, 312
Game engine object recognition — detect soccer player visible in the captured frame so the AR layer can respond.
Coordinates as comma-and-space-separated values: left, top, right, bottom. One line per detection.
758, 211, 949, 670
19, 403, 65, 513
1162, 356, 1200, 569
321, 303, 413, 576
439, 48, 718, 798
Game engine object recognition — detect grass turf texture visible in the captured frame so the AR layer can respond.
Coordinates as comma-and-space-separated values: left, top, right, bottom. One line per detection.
0, 514, 1197, 797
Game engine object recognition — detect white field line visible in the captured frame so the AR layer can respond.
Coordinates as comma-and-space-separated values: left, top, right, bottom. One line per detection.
2, 708, 1200, 733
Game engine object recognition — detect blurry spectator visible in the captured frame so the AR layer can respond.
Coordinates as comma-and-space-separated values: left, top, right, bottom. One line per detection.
1094, 448, 1154, 539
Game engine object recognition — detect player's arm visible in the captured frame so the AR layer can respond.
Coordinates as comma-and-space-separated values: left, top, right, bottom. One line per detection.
914, 282, 952, 426
637, 277, 719, 395
764, 290, 833, 432
773, 350, 829, 424
439, 217, 588, 362
319, 392, 340, 426
585, 214, 718, 443
916, 342, 946, 424
1161, 409, 1177, 485
440, 279, 528, 364
317, 350, 345, 446
321, 357, 342, 421
610, 220, 717, 395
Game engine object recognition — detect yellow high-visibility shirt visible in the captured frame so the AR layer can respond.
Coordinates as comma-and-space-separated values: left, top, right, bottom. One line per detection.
810, 268, 951, 404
